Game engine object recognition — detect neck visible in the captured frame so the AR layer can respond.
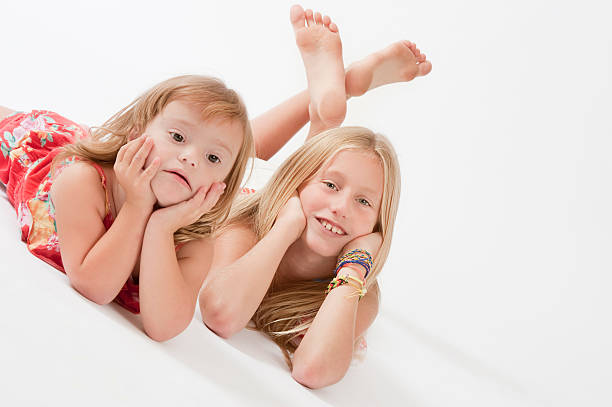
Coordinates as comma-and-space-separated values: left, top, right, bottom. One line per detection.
277, 236, 337, 285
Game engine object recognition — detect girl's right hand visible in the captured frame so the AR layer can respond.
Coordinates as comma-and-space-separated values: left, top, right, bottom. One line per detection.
274, 191, 306, 242
114, 136, 160, 210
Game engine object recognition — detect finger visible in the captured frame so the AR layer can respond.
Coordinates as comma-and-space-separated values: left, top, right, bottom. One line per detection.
171, 187, 209, 222
200, 182, 226, 211
142, 156, 160, 180
121, 136, 147, 164
116, 143, 126, 162
131, 137, 154, 169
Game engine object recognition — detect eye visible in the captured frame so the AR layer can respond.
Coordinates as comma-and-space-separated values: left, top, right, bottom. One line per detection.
207, 154, 221, 164
170, 131, 184, 142
358, 198, 371, 207
324, 181, 338, 191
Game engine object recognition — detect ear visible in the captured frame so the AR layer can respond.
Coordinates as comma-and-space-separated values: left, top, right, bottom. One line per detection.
127, 128, 140, 141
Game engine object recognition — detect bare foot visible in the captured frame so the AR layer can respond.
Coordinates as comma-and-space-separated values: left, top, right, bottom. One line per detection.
345, 40, 432, 97
290, 5, 346, 133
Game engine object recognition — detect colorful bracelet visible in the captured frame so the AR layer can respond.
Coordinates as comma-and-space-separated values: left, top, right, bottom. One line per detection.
334, 249, 373, 279
325, 275, 368, 299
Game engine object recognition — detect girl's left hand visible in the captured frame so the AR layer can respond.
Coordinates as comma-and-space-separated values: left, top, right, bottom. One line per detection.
149, 182, 226, 233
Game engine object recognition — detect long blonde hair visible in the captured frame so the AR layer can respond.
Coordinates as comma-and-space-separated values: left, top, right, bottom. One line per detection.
229, 127, 401, 367
55, 75, 254, 243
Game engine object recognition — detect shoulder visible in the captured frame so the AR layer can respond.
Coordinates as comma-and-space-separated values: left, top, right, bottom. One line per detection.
53, 161, 103, 189
50, 161, 106, 216
209, 222, 258, 271
176, 235, 214, 260
216, 222, 258, 246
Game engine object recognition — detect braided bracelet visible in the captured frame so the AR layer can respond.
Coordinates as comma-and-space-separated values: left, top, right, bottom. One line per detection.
334, 249, 373, 279
325, 275, 367, 299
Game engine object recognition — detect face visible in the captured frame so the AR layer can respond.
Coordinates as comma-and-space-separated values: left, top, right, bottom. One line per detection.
298, 149, 384, 257
141, 100, 244, 207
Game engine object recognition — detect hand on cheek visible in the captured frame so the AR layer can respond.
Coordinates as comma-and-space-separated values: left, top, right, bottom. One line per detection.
114, 136, 160, 211
149, 181, 227, 233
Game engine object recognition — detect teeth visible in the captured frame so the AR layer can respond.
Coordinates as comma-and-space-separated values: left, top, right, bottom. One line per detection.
320, 219, 344, 235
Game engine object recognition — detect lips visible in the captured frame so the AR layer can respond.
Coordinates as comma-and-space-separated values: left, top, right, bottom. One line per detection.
316, 217, 347, 236
164, 169, 191, 190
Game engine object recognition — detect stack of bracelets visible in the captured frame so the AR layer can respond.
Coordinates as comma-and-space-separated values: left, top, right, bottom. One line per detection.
325, 249, 373, 299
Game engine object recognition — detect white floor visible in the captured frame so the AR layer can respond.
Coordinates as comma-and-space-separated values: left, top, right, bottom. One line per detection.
1, 1, 610, 406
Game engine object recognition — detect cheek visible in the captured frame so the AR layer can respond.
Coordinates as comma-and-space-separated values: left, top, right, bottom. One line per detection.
355, 211, 378, 235
298, 186, 320, 214
143, 143, 161, 167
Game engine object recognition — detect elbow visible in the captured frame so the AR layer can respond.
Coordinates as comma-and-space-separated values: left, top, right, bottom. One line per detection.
144, 325, 181, 343
291, 355, 347, 389
69, 273, 115, 306
199, 296, 243, 339
143, 311, 191, 343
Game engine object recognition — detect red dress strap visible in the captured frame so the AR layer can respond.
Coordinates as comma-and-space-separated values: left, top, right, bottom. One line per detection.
87, 162, 114, 229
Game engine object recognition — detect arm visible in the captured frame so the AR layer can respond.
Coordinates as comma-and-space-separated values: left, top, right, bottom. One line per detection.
139, 222, 213, 341
250, 90, 310, 160
199, 194, 306, 338
291, 233, 382, 389
199, 221, 295, 338
51, 163, 152, 304
138, 182, 225, 341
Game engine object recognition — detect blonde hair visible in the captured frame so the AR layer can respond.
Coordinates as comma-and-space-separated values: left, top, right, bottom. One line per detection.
55, 75, 254, 244
228, 126, 401, 367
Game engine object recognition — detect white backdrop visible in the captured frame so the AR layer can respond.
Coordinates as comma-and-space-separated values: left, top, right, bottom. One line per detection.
1, 1, 610, 406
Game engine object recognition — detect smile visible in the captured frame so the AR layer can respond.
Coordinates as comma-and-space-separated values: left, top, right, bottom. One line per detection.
316, 217, 346, 236
165, 170, 191, 190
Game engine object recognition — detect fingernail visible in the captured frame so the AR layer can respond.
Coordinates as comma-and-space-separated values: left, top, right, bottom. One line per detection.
220, 183, 226, 190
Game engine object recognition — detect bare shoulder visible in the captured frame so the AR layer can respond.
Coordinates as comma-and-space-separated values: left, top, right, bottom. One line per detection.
175, 236, 215, 295
50, 161, 107, 217
176, 234, 214, 260
209, 222, 258, 273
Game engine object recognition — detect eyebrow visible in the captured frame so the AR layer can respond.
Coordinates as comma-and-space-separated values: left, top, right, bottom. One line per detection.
170, 118, 236, 157
324, 169, 380, 197
211, 137, 234, 157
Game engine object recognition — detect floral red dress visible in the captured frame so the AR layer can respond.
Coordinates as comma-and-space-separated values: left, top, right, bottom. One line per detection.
0, 110, 140, 313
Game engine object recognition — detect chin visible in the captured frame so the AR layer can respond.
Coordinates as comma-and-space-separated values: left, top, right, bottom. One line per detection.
303, 231, 342, 258
152, 187, 188, 208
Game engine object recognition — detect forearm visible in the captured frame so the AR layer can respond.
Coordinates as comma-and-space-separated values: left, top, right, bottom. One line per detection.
200, 225, 293, 336
251, 90, 310, 160
69, 203, 150, 304
139, 222, 196, 341
291, 269, 362, 388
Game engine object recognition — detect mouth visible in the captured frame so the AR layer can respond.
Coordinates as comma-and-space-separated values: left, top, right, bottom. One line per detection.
165, 170, 191, 190
316, 217, 347, 236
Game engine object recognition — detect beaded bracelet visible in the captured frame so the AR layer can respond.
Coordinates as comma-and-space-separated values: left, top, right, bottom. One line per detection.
334, 249, 373, 279
325, 275, 368, 299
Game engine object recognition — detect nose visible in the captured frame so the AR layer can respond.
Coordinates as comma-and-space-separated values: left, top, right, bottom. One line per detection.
179, 150, 198, 168
330, 191, 350, 218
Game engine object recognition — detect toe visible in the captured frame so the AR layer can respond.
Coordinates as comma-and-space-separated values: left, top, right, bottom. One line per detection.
323, 15, 331, 27
314, 11, 322, 25
305, 9, 314, 26
290, 5, 305, 30
329, 22, 338, 33
406, 41, 417, 54
418, 60, 432, 76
